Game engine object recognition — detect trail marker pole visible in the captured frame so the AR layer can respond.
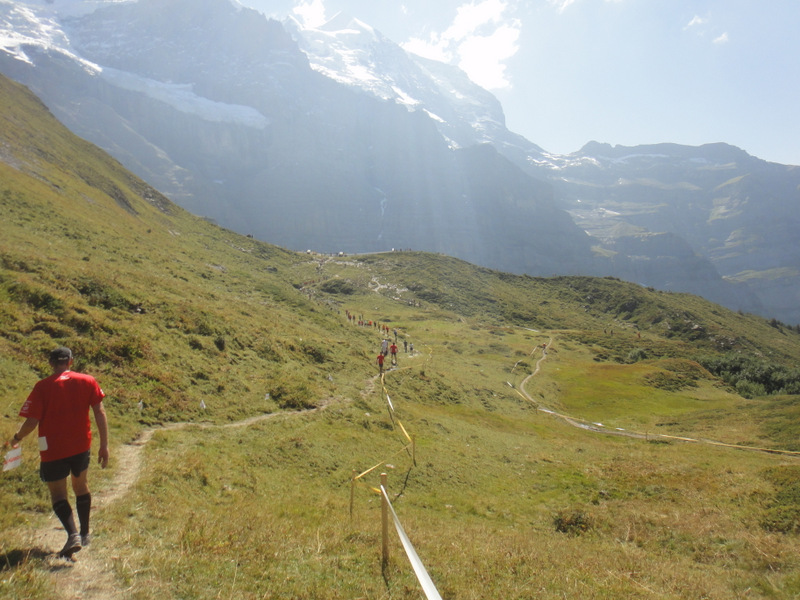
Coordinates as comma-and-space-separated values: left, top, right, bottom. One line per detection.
381, 472, 389, 569
350, 469, 356, 521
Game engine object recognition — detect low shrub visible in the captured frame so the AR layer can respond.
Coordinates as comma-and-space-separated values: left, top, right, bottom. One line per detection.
554, 509, 593, 535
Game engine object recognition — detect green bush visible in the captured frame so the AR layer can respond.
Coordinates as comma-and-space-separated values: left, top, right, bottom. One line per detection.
75, 277, 133, 310
554, 509, 593, 535
269, 365, 320, 410
626, 348, 648, 363
698, 353, 800, 396
319, 278, 356, 295
8, 281, 63, 312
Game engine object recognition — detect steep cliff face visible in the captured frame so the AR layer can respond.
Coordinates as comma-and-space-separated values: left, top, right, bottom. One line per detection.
540, 143, 800, 322
1, 0, 796, 323
0, 0, 595, 268
602, 232, 756, 312
449, 144, 596, 275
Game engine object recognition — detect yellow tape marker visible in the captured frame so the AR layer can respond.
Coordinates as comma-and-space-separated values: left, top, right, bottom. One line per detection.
397, 420, 413, 443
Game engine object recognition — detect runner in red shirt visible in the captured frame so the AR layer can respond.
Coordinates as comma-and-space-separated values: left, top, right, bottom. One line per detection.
389, 343, 398, 365
8, 347, 109, 558
376, 352, 385, 374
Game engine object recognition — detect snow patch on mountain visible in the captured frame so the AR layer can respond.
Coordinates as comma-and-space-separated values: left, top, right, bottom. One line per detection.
9, 0, 135, 19
101, 66, 270, 127
286, 12, 416, 104
423, 109, 444, 123
286, 11, 520, 149
3, 1, 554, 164
0, 1, 97, 70
1, 1, 268, 126
10, 0, 246, 18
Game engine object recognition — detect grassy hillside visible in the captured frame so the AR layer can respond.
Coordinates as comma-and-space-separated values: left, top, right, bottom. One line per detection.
2, 73, 800, 599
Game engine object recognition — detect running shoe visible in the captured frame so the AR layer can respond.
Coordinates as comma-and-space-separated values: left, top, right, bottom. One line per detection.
58, 533, 82, 557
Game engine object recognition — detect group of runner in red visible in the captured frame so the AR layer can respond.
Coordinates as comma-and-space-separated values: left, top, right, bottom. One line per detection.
344, 309, 413, 374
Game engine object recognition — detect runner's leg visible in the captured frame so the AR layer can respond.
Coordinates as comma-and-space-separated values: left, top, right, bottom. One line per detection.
48, 478, 79, 536
72, 469, 92, 537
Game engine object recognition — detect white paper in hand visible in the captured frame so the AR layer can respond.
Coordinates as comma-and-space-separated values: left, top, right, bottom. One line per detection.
3, 447, 22, 471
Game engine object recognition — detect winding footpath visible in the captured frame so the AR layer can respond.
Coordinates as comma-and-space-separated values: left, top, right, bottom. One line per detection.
516, 336, 800, 457
35, 330, 798, 598
37, 404, 332, 600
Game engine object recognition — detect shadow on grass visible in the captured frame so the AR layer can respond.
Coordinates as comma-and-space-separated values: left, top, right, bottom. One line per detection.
1, 546, 74, 572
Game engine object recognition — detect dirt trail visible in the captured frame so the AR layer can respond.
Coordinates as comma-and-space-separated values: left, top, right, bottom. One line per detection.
517, 336, 800, 456
38, 404, 331, 600
37, 330, 798, 597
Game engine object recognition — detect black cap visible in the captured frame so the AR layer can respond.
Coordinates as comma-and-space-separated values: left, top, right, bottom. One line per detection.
50, 347, 73, 363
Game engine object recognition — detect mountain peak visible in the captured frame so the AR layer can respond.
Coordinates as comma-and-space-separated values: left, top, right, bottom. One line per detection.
317, 11, 376, 37
576, 140, 755, 165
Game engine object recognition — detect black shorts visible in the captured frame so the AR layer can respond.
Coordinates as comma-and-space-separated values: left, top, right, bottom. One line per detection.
40, 450, 91, 483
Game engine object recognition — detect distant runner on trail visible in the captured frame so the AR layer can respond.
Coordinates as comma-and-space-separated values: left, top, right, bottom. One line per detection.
7, 347, 109, 558
390, 342, 398, 365
377, 353, 385, 374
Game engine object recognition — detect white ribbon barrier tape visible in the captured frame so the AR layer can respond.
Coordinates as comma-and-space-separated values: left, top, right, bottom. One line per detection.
380, 485, 443, 600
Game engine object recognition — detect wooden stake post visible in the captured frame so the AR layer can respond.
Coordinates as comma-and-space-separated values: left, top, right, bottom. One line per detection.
350, 469, 356, 520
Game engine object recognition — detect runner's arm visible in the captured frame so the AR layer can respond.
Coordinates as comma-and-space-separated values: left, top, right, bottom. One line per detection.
7, 417, 39, 447
92, 402, 110, 468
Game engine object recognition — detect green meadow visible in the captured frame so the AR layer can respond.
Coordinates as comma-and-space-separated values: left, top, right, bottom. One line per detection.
2, 73, 800, 599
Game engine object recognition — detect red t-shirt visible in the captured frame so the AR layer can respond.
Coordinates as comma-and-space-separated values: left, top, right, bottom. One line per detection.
377, 354, 384, 365
19, 370, 105, 462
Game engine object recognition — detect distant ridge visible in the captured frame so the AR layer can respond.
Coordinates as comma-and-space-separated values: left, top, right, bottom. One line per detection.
1, 0, 798, 324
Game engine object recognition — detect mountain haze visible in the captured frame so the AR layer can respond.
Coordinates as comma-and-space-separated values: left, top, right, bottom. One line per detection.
543, 142, 800, 325
0, 0, 797, 324
4, 68, 800, 599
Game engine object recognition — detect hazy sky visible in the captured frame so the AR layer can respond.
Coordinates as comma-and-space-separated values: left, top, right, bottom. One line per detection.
241, 0, 800, 166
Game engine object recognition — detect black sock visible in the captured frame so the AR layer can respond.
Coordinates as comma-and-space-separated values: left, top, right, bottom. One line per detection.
52, 499, 78, 536
76, 493, 92, 536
